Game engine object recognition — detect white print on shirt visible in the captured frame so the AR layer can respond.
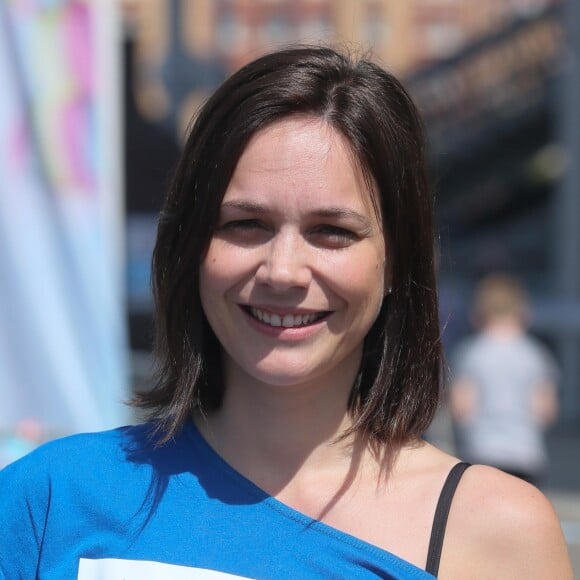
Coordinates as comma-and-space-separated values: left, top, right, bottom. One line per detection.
77, 558, 254, 579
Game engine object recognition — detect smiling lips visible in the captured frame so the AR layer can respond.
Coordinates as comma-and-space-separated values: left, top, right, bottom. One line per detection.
245, 306, 329, 328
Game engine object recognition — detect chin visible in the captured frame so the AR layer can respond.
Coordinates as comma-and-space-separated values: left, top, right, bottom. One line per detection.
250, 366, 317, 388
249, 356, 355, 391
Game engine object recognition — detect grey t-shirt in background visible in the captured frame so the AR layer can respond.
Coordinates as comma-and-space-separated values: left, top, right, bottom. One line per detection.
451, 333, 559, 475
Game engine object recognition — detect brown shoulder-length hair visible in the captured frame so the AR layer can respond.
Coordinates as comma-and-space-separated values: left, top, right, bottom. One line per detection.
133, 46, 442, 446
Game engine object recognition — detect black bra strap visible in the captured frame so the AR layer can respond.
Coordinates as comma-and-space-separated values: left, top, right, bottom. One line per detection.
425, 462, 471, 577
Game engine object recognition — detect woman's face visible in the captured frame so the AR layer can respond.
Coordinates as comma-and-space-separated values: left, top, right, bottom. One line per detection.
199, 117, 387, 393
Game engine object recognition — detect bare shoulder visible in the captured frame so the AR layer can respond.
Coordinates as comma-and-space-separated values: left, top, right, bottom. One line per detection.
441, 465, 573, 579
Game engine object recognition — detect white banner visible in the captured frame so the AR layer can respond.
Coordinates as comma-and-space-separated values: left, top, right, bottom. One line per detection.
0, 0, 129, 465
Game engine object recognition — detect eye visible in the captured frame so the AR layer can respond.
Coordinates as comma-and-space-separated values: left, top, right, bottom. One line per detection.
222, 219, 264, 231
217, 219, 270, 244
310, 225, 359, 248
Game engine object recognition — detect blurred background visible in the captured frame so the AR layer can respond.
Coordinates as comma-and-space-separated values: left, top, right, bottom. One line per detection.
1, 0, 579, 567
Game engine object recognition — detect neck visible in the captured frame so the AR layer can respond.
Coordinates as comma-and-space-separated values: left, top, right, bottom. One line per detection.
196, 358, 364, 492
482, 316, 525, 338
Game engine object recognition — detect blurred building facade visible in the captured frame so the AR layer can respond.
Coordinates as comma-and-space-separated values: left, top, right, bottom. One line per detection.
127, 0, 559, 135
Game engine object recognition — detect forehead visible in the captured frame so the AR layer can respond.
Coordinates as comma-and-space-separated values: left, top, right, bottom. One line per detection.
238, 117, 352, 170
224, 117, 379, 216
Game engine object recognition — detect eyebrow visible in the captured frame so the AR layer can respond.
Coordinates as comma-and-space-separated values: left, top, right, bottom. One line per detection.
310, 207, 372, 228
220, 200, 269, 214
220, 200, 373, 228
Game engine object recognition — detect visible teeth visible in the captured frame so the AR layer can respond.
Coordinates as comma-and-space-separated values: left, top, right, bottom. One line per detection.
249, 308, 322, 328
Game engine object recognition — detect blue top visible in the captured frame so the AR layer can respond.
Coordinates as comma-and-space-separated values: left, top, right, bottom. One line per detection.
0, 422, 434, 579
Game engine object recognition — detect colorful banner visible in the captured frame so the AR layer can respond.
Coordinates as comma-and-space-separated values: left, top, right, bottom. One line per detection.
0, 0, 128, 466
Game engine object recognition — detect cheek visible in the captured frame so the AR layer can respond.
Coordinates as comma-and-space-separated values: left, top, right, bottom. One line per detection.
349, 244, 386, 285
357, 255, 386, 314
330, 253, 385, 309
199, 242, 235, 290
199, 242, 256, 316
203, 239, 257, 275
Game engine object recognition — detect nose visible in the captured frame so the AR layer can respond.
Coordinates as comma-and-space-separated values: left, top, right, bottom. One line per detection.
255, 229, 312, 291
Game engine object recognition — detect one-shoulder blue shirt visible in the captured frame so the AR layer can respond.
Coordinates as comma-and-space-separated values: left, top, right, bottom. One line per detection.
0, 422, 435, 579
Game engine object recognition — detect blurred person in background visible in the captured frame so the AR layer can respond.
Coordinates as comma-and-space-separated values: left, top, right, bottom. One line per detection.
449, 273, 559, 486
0, 48, 571, 579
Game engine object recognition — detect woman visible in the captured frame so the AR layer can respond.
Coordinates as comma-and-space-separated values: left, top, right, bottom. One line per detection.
0, 47, 571, 579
